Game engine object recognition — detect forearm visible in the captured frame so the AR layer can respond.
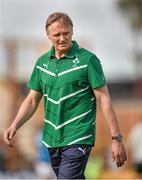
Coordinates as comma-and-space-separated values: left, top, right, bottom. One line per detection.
94, 86, 121, 136
99, 98, 120, 136
94, 86, 127, 167
10, 97, 39, 130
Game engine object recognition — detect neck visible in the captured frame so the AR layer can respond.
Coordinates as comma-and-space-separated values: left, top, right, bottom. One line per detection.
55, 50, 65, 60
54, 43, 72, 59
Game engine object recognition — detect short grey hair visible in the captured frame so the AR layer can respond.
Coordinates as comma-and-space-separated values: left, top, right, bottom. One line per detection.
46, 12, 73, 33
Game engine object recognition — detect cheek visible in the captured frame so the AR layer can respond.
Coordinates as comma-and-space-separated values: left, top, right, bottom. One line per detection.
49, 37, 58, 44
68, 34, 73, 39
68, 36, 72, 41
53, 39, 58, 44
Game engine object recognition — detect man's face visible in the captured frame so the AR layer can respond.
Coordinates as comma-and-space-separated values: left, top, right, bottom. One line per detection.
47, 21, 73, 53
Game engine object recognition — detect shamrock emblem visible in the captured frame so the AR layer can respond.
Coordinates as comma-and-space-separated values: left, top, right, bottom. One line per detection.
72, 57, 80, 67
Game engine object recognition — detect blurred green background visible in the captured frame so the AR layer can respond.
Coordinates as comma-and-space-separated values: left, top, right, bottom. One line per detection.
0, 0, 142, 179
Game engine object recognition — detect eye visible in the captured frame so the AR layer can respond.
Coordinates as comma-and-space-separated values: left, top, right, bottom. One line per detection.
63, 32, 69, 36
53, 33, 60, 37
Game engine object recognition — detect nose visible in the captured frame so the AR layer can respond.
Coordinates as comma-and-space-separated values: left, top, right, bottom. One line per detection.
59, 34, 65, 41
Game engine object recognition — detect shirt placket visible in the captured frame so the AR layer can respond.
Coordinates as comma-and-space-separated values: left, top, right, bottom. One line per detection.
55, 60, 60, 78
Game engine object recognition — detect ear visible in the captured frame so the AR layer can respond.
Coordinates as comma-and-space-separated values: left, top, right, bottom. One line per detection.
48, 35, 50, 40
46, 29, 50, 39
47, 33, 51, 40
71, 28, 73, 36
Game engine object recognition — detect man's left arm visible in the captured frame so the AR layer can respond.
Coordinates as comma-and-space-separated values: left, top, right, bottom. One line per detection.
93, 85, 127, 167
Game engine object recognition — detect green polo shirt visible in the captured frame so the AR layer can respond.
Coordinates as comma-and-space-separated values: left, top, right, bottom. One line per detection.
28, 41, 107, 148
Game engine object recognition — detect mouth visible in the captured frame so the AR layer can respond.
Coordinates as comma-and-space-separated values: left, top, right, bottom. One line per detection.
59, 43, 67, 47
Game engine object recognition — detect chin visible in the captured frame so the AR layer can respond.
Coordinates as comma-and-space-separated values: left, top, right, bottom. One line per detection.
59, 46, 69, 52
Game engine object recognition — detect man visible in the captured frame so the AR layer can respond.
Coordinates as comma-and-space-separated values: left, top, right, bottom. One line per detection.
4, 12, 127, 179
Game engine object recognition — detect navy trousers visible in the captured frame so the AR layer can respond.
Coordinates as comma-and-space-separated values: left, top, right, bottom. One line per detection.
48, 145, 92, 179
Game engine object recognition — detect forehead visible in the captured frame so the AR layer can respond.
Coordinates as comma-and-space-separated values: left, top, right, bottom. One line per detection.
48, 21, 72, 33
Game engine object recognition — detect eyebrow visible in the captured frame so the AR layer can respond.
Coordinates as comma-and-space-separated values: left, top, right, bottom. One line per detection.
53, 31, 70, 36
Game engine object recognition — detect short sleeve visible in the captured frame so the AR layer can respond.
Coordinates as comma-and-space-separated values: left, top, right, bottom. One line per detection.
27, 60, 42, 93
87, 54, 107, 89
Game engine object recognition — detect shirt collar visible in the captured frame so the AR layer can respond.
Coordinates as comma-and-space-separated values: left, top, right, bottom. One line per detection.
48, 46, 55, 60
49, 40, 79, 60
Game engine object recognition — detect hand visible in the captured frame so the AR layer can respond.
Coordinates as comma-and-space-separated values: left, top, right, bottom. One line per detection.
3, 126, 17, 148
111, 140, 127, 167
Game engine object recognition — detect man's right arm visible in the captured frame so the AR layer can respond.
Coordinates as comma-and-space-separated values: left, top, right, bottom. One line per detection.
4, 89, 43, 147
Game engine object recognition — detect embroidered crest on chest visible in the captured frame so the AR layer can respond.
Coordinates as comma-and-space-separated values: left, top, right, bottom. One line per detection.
72, 57, 80, 67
